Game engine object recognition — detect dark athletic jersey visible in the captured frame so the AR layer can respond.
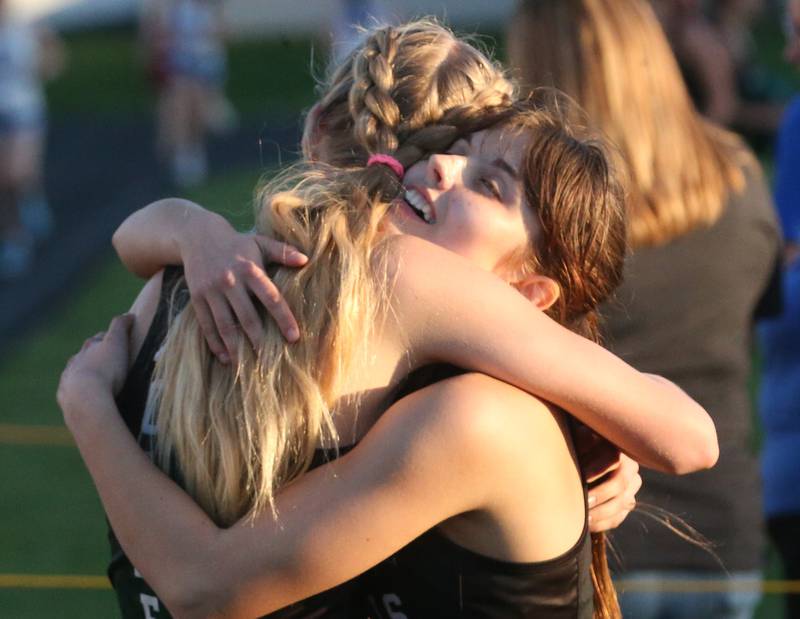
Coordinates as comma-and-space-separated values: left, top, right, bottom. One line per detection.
362, 524, 593, 619
356, 366, 594, 619
107, 267, 366, 619
108, 273, 592, 618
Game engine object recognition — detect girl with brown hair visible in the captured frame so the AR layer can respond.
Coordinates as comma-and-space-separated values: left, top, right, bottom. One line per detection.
508, 1, 781, 617
61, 22, 714, 618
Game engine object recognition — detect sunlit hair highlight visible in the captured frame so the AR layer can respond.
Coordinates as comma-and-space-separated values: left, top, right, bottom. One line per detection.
303, 18, 516, 167
508, 0, 755, 248
150, 20, 517, 527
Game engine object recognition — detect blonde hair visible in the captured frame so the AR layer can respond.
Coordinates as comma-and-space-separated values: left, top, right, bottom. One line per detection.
151, 20, 517, 526
508, 0, 754, 248
152, 166, 390, 525
304, 18, 516, 166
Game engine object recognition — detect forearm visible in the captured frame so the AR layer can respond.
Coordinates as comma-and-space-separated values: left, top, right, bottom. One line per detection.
476, 315, 717, 474
112, 199, 229, 278
572, 367, 716, 474
65, 390, 226, 614
392, 236, 717, 475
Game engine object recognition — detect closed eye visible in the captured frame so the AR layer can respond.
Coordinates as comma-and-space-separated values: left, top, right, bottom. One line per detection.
480, 176, 503, 200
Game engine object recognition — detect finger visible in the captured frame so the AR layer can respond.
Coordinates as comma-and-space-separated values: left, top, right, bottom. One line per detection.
255, 236, 308, 266
245, 264, 300, 342
191, 293, 231, 363
618, 453, 640, 476
589, 503, 634, 533
81, 332, 105, 352
589, 492, 637, 530
628, 468, 643, 498
225, 283, 264, 350
588, 467, 625, 509
206, 291, 240, 362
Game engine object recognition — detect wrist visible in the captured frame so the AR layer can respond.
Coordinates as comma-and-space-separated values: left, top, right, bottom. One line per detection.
60, 375, 117, 434
175, 203, 231, 259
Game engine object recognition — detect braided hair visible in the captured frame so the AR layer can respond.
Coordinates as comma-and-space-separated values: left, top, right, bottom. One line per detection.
305, 19, 516, 168
152, 19, 521, 526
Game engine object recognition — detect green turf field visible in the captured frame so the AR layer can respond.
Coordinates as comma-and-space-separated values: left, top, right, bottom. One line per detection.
46, 27, 319, 118
0, 167, 263, 618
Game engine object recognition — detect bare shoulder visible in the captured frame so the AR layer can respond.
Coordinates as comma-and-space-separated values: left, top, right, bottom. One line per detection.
439, 373, 569, 456
389, 373, 569, 474
422, 375, 584, 562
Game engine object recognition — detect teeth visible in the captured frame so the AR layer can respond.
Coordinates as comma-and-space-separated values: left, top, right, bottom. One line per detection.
404, 189, 433, 223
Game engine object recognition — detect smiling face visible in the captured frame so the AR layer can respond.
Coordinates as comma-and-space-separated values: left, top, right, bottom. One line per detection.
388, 127, 538, 279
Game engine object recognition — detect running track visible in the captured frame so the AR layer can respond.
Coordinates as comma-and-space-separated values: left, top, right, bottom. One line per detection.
0, 115, 300, 357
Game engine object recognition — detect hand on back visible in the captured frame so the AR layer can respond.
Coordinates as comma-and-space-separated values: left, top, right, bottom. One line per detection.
58, 314, 134, 424
573, 423, 642, 533
178, 218, 308, 362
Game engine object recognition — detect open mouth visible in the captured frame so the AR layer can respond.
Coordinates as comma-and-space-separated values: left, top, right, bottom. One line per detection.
402, 188, 435, 224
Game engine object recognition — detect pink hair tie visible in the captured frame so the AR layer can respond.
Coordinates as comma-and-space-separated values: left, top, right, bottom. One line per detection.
367, 154, 404, 179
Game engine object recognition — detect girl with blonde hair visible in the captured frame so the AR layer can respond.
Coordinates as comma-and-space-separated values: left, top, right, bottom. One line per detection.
62, 21, 714, 618
508, 1, 781, 617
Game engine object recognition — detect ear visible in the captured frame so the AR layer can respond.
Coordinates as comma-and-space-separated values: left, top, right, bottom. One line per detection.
513, 274, 561, 311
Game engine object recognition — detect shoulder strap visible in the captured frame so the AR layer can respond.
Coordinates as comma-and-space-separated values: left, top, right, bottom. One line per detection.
116, 266, 187, 436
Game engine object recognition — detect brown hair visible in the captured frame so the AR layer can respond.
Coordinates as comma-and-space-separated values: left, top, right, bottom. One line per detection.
508, 0, 754, 248
500, 93, 626, 619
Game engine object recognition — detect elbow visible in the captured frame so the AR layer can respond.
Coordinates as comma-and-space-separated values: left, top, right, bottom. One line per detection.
157, 555, 239, 619
111, 225, 140, 276
165, 579, 237, 619
167, 560, 295, 619
110, 225, 124, 258
670, 410, 719, 475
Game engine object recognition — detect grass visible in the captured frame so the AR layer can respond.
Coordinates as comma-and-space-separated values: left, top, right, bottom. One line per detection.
0, 166, 263, 618
46, 27, 320, 120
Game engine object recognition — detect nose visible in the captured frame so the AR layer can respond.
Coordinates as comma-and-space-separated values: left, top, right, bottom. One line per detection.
427, 153, 465, 190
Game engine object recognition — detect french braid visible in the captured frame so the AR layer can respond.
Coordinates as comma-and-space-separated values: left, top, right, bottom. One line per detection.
349, 26, 402, 155
308, 19, 516, 168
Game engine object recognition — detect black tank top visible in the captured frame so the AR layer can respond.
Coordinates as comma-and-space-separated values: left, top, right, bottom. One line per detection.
109, 271, 593, 618
357, 366, 595, 619
108, 267, 366, 619
360, 521, 592, 619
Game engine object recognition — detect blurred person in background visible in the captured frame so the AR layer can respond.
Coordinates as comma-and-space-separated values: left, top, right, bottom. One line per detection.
757, 1, 800, 616
709, 0, 787, 139
139, 0, 234, 189
652, 0, 785, 144
0, 0, 64, 279
508, 0, 782, 617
